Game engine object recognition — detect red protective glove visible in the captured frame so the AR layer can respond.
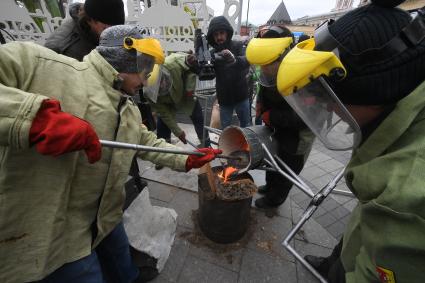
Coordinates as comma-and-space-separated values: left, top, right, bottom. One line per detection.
185, 148, 222, 171
262, 110, 271, 127
29, 99, 101, 163
178, 131, 187, 144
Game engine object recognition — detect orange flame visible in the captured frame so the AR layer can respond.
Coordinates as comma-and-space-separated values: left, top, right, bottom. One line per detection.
218, 166, 238, 183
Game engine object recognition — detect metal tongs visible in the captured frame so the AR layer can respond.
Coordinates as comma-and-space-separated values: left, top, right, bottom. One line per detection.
100, 140, 241, 161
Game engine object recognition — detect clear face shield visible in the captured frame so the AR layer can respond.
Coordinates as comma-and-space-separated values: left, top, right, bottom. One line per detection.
276, 37, 362, 151
246, 37, 293, 87
284, 76, 361, 150
142, 65, 173, 103
136, 52, 156, 85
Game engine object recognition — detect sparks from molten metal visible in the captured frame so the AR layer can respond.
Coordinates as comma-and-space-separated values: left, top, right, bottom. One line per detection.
218, 166, 238, 183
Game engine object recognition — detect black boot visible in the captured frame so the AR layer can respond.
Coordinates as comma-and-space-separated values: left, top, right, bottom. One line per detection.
304, 255, 330, 277
254, 197, 280, 209
257, 185, 269, 195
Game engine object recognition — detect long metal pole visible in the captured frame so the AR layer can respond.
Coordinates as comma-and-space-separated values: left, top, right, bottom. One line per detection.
100, 140, 240, 160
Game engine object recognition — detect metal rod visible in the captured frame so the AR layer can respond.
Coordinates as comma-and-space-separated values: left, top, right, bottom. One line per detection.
204, 126, 222, 135
100, 140, 240, 160
274, 155, 311, 192
100, 140, 204, 156
282, 205, 328, 283
261, 144, 314, 198
331, 189, 354, 197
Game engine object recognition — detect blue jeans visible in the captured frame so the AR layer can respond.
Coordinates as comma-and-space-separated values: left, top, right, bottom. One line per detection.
219, 98, 253, 129
36, 223, 138, 283
36, 252, 104, 283
96, 222, 139, 283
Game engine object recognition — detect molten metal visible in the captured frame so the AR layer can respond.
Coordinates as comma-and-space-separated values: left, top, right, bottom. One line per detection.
218, 166, 238, 183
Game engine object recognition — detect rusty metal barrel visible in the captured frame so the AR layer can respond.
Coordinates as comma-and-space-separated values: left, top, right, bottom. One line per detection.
197, 167, 254, 244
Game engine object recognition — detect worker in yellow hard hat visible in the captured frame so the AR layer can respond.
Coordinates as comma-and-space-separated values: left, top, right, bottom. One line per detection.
254, 0, 425, 282
246, 26, 315, 209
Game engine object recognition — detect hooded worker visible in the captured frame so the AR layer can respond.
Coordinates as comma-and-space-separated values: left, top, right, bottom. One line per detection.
246, 26, 315, 209
207, 16, 252, 129
45, 0, 126, 61
0, 25, 221, 283
251, 0, 425, 282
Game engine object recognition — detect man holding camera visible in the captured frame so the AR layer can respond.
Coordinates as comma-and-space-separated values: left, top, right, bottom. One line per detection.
207, 16, 252, 129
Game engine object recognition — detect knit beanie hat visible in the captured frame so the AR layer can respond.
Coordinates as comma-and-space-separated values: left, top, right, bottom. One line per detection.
84, 0, 125, 26
327, 0, 425, 105
97, 25, 143, 73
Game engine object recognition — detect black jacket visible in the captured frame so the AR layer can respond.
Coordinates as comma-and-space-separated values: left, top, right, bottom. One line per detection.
207, 16, 250, 106
258, 86, 310, 153
44, 3, 98, 61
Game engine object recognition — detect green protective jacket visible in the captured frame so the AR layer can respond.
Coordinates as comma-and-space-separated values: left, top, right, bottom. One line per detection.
342, 81, 425, 283
0, 42, 187, 283
148, 53, 197, 137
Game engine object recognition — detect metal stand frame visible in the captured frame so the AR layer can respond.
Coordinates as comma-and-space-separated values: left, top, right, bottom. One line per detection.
204, 126, 353, 282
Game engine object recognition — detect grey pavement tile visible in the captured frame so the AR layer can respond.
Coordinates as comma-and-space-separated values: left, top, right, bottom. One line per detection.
188, 243, 244, 273
300, 166, 328, 181
139, 158, 199, 192
328, 205, 350, 220
291, 191, 311, 205
333, 153, 351, 164
343, 198, 359, 212
307, 152, 332, 165
326, 221, 347, 239
329, 193, 353, 206
276, 198, 292, 219
310, 174, 333, 190
148, 181, 178, 203
316, 158, 345, 173
340, 214, 353, 226
168, 190, 198, 229
246, 212, 295, 262
249, 169, 266, 187
315, 213, 338, 228
177, 255, 238, 283
296, 261, 324, 283
238, 249, 297, 283
321, 197, 340, 212
312, 206, 327, 218
291, 202, 338, 249
152, 227, 191, 282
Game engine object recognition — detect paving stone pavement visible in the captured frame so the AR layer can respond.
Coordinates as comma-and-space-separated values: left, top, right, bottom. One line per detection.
134, 122, 358, 282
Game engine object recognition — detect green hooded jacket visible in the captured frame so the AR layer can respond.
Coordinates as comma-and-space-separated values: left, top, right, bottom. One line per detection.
148, 53, 197, 137
0, 42, 187, 283
342, 81, 425, 283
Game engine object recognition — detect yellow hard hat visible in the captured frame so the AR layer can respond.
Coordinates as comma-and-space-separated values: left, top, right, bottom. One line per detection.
124, 37, 165, 64
246, 37, 293, 66
277, 38, 346, 97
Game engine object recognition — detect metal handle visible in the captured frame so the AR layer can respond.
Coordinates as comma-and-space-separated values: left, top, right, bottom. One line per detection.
100, 140, 240, 160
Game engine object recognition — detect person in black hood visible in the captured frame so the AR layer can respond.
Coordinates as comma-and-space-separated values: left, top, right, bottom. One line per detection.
44, 0, 125, 61
207, 16, 252, 129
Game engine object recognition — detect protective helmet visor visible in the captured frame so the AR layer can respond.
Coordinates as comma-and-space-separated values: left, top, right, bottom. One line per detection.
246, 37, 293, 88
276, 38, 361, 150
142, 65, 173, 103
136, 52, 156, 84
258, 60, 280, 87
283, 76, 360, 150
